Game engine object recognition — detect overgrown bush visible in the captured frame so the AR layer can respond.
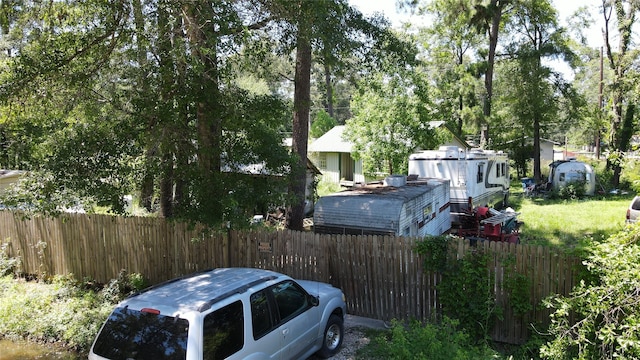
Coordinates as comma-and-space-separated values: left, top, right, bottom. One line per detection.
540, 224, 640, 359
415, 236, 531, 343
0, 242, 21, 276
357, 317, 499, 359
559, 181, 586, 199
548, 180, 587, 200
0, 268, 147, 353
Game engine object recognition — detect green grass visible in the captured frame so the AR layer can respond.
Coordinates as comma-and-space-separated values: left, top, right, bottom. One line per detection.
508, 186, 633, 251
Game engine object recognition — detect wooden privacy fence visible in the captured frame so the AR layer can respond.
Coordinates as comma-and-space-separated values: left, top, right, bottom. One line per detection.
0, 211, 580, 344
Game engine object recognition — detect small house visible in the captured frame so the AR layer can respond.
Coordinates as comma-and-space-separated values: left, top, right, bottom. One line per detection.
308, 125, 365, 186
313, 175, 451, 236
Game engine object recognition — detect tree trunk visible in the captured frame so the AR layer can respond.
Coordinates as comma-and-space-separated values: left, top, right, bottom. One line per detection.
288, 26, 312, 231
133, 0, 155, 212
157, 1, 175, 217
324, 62, 334, 117
481, 0, 505, 146
533, 116, 542, 182
183, 3, 223, 222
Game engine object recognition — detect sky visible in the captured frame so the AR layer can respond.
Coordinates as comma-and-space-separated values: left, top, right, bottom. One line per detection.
347, 0, 605, 78
348, 0, 604, 48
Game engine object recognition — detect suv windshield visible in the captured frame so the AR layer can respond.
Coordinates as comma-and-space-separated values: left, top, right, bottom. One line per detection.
92, 307, 189, 360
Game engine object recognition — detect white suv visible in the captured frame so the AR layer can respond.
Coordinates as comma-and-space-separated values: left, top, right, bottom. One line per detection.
89, 268, 347, 360
627, 196, 640, 224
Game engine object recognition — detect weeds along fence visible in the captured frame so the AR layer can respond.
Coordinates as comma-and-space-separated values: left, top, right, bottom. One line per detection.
0, 211, 580, 344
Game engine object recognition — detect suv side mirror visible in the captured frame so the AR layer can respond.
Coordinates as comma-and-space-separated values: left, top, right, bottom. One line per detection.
309, 295, 320, 307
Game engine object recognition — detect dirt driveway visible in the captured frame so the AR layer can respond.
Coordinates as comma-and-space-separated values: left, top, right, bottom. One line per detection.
307, 315, 388, 360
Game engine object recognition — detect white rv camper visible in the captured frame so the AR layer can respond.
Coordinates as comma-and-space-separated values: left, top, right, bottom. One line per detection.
408, 146, 510, 224
548, 158, 596, 195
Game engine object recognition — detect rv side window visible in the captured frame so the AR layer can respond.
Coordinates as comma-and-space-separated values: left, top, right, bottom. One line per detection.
501, 163, 506, 177
477, 164, 484, 183
423, 204, 433, 221
496, 164, 500, 178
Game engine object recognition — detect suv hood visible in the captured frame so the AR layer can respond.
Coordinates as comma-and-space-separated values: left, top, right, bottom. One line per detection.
297, 279, 341, 297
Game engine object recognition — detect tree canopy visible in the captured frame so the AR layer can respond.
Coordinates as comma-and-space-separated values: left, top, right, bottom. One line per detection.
1, 0, 640, 225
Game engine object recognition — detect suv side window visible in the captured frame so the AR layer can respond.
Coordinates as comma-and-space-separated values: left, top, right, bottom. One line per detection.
250, 290, 274, 339
270, 280, 309, 322
203, 300, 244, 360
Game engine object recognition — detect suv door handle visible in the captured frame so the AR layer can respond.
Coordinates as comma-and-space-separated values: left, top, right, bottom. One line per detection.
282, 328, 289, 336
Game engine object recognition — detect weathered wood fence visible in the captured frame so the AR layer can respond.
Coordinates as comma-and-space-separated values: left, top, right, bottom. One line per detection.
0, 211, 580, 344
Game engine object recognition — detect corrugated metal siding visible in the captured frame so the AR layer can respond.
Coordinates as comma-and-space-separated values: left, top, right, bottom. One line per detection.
314, 194, 404, 233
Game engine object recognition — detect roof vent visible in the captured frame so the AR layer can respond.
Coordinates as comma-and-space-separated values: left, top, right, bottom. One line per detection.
384, 175, 407, 187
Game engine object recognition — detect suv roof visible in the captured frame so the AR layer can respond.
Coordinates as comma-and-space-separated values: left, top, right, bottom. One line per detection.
124, 268, 282, 313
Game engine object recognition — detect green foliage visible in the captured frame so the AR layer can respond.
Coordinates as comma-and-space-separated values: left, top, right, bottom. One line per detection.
316, 176, 342, 197
621, 158, 640, 193
345, 67, 443, 176
541, 224, 640, 359
310, 110, 337, 139
502, 257, 533, 317
416, 237, 532, 343
517, 195, 626, 249
547, 180, 587, 200
0, 267, 147, 353
0, 275, 113, 352
0, 242, 21, 277
357, 317, 498, 359
101, 269, 148, 304
414, 235, 450, 272
437, 248, 500, 342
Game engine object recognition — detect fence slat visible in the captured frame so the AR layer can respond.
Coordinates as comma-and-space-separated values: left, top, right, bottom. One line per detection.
0, 211, 581, 344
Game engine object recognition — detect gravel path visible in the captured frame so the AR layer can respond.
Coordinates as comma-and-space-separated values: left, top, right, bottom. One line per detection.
308, 315, 389, 360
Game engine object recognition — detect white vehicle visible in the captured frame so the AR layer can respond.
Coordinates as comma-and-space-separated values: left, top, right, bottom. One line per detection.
548, 158, 596, 196
89, 268, 347, 360
408, 146, 510, 224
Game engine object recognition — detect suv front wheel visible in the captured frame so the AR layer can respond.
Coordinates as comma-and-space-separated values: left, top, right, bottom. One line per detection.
317, 314, 344, 358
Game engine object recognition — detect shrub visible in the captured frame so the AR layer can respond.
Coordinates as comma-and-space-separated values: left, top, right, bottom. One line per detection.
541, 224, 640, 359
0, 270, 146, 353
357, 317, 498, 359
415, 236, 531, 343
0, 242, 21, 277
547, 180, 587, 200
310, 110, 337, 139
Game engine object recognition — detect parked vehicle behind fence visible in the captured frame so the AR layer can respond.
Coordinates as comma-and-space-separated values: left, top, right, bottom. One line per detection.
627, 196, 640, 224
89, 267, 347, 360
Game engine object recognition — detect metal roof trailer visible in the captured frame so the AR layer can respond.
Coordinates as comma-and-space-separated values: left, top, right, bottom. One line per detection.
313, 175, 451, 237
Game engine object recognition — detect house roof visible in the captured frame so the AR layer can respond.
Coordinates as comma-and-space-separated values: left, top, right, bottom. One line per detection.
309, 126, 352, 153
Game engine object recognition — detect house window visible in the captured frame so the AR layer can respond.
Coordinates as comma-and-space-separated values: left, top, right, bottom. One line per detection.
319, 153, 327, 170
